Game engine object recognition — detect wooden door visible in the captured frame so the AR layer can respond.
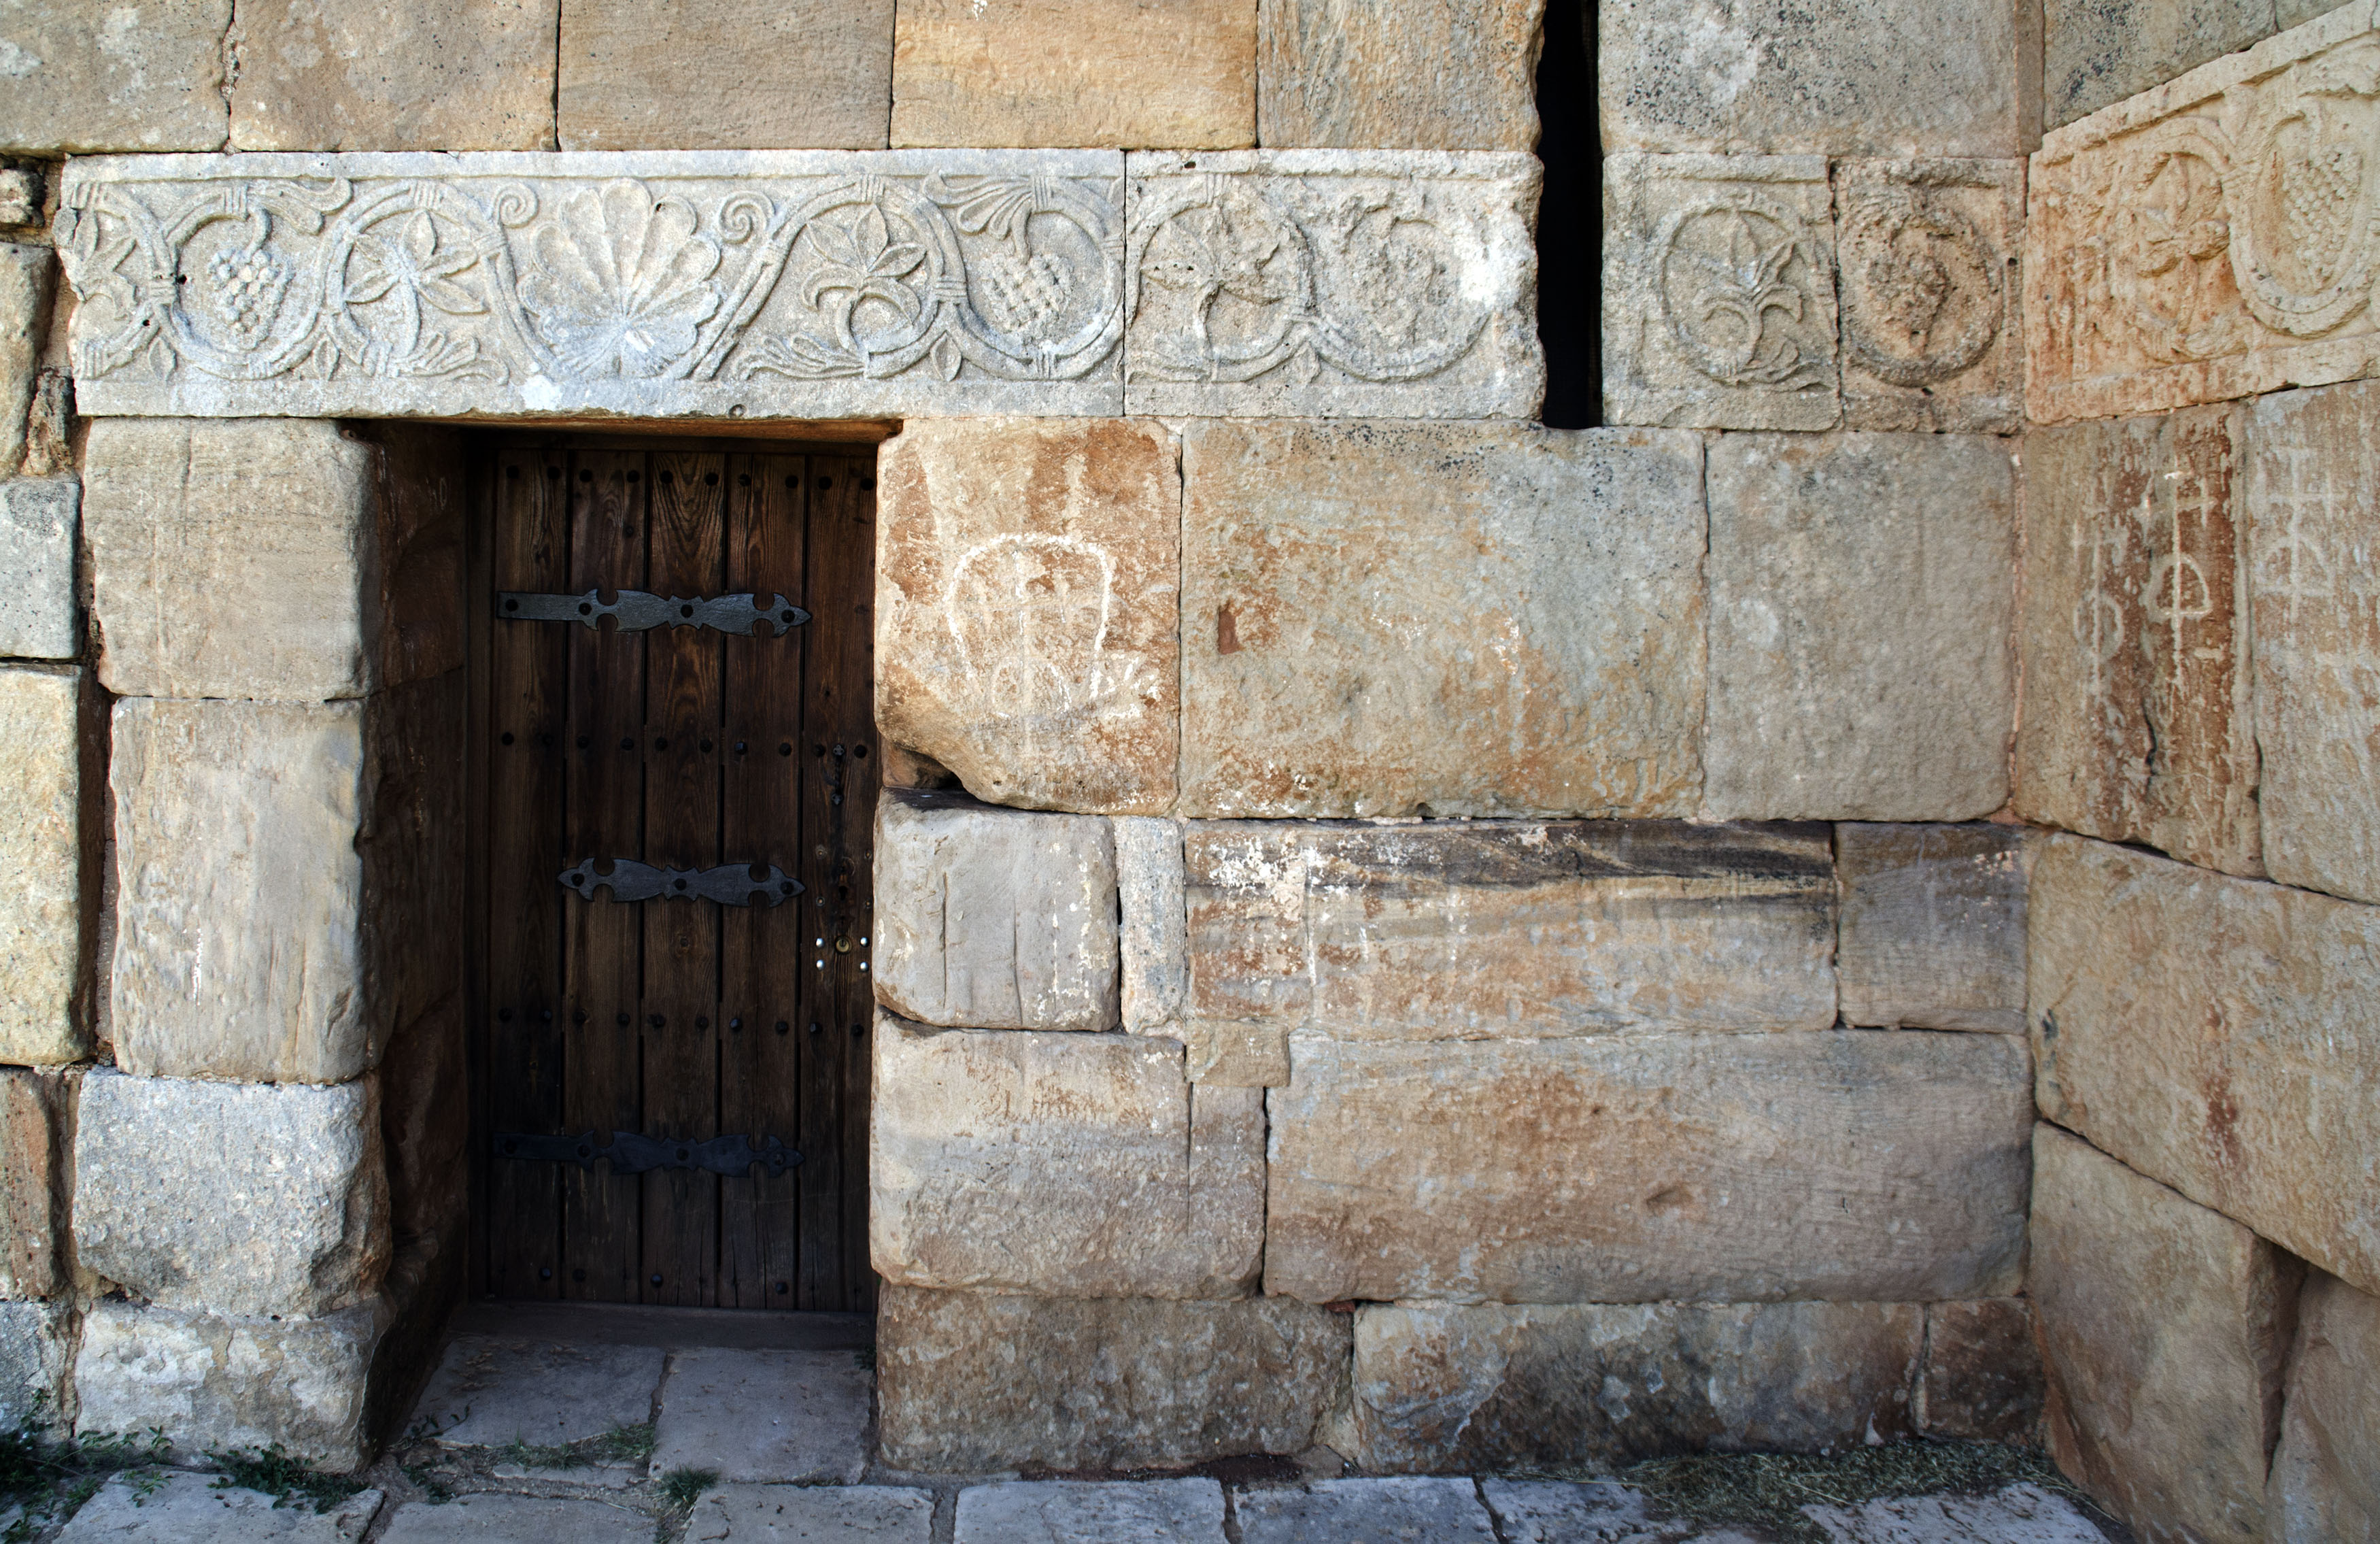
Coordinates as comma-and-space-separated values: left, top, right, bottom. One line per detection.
473, 439, 878, 1312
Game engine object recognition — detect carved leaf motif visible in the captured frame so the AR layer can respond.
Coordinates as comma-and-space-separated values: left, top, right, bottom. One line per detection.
800, 203, 930, 350
519, 180, 722, 378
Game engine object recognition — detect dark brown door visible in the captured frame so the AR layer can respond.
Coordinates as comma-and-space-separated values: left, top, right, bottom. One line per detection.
473, 439, 878, 1311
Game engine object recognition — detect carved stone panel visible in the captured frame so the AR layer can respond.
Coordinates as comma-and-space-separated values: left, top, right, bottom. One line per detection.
56, 151, 1128, 420
1123, 151, 1544, 419
1835, 160, 2024, 433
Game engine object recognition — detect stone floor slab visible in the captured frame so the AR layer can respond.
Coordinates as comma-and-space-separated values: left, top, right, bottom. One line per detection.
955, 1479, 1227, 1542
375, 1492, 652, 1543
56, 1473, 381, 1542
690, 1484, 934, 1543
412, 1337, 665, 1449
651, 1347, 872, 1483
1802, 1484, 2110, 1543
1235, 1478, 1497, 1543
1480, 1479, 1767, 1542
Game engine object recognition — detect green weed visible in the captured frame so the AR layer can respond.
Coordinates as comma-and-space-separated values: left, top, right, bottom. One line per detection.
658, 1466, 718, 1507
206, 1444, 367, 1515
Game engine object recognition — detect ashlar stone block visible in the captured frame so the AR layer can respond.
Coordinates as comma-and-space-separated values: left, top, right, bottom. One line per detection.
692, 1487, 932, 1544
56, 1471, 385, 1543
1115, 816, 1187, 1033
1240, 1479, 1499, 1543
413, 1336, 665, 1448
560, 0, 894, 150
875, 419, 1179, 815
1126, 152, 1544, 420
228, 0, 559, 151
1835, 822, 2030, 1032
1, 241, 52, 473
1179, 422, 1705, 818
2045, 0, 2276, 129
0, 1069, 72, 1301
1257, 0, 1544, 150
870, 1021, 1263, 1298
0, 478, 80, 659
649, 1347, 870, 1485
2265, 1271, 2380, 1543
956, 1479, 1225, 1544
0, 0, 231, 153
0, 667, 87, 1067
1918, 1298, 2045, 1445
0, 1299, 74, 1430
1603, 154, 1839, 430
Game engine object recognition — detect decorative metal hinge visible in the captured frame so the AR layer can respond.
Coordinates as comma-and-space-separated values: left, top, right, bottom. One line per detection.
559, 860, 802, 907
494, 1130, 801, 1179
498, 590, 809, 636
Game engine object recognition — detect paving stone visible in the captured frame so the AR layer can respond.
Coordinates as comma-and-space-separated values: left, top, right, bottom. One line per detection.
2045, 0, 2275, 128
0, 666, 86, 1067
1, 240, 51, 475
2264, 1271, 2380, 1543
1179, 422, 1703, 818
875, 419, 1179, 815
1918, 1299, 2045, 1446
560, 0, 893, 150
1803, 1482, 2111, 1543
0, 477, 78, 658
1482, 1479, 1763, 1543
690, 1485, 934, 1544
0, 1298, 73, 1429
1703, 432, 2016, 822
1127, 152, 1542, 419
955, 1479, 1226, 1543
649, 1347, 870, 1485
0, 1068, 72, 1300
0, 0, 231, 153
375, 1492, 651, 1544
872, 1022, 1263, 1298
1257, 0, 1543, 149
1835, 824, 2030, 1033
227, 0, 557, 151
411, 1336, 664, 1448
54, 1471, 382, 1542
1236, 1479, 1496, 1544
1115, 817, 1187, 1032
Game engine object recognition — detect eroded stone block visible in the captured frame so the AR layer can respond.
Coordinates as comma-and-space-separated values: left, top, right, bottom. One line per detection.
1835, 161, 2025, 433
1802, 1486, 2111, 1543
1, 241, 52, 472
1179, 422, 1704, 818
377, 1493, 648, 1543
0, 1299, 73, 1430
1918, 1298, 2045, 1445
2266, 1271, 2380, 1543
55, 1471, 384, 1543
1257, 0, 1544, 149
560, 0, 891, 150
2045, 0, 2275, 128
650, 1347, 870, 1485
0, 1069, 71, 1301
1240, 1479, 1498, 1543
0, 478, 79, 659
692, 1486, 932, 1544
412, 1336, 665, 1448
1115, 816, 1186, 1032
0, 0, 231, 153
1836, 823, 2029, 1032
228, 0, 558, 150
1127, 152, 1543, 420
956, 1479, 1226, 1543
0, 667, 86, 1067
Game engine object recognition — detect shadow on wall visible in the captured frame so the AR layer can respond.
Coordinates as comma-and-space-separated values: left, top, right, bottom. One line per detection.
1537, 0, 1599, 428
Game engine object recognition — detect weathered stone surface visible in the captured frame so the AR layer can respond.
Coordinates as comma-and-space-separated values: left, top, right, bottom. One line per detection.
1187, 820, 1836, 1037
381, 995, 466, 1247
1603, 154, 1838, 429
1835, 161, 2025, 433
1115, 817, 1186, 1032
0, 477, 78, 658
872, 791, 1119, 1031
1802, 1485, 2112, 1544
2026, 7, 2380, 422
55, 1472, 383, 1543
2030, 1126, 2298, 1544
2279, 0, 2358, 20
875, 419, 1178, 814
1918, 1298, 2044, 1444
692, 1486, 933, 1544
871, 1022, 1262, 1298
0, 166, 39, 226
2018, 407, 2260, 874
58, 153, 1127, 420
1179, 422, 1703, 818
1240, 1479, 1497, 1543
1837, 824, 2029, 1032
1183, 1020, 1291, 1086
75, 1069, 387, 1318
1257, 0, 1543, 149
0, 667, 86, 1067
1597, 0, 2036, 156
413, 1337, 665, 1448
955, 1479, 1225, 1543
1482, 1481, 1765, 1543
2265, 1271, 2380, 1543
560, 0, 891, 151
1127, 152, 1543, 419
0, 0, 231, 153
227, 0, 557, 151
1266, 1030, 2030, 1305
0, 1298, 72, 1428
1, 241, 50, 473
2030, 834, 2380, 1294
1703, 432, 2016, 821
377, 1493, 650, 1543
2045, 0, 2275, 128
651, 1348, 870, 1485
875, 1286, 1350, 1471
1349, 1300, 1923, 1471
0, 1069, 71, 1300
19, 369, 71, 478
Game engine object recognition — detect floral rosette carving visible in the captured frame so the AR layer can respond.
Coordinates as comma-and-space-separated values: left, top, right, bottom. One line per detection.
1656, 195, 1835, 391
518, 180, 722, 378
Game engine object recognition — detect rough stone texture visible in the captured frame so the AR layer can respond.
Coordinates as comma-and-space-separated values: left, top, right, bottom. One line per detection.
1265, 1030, 2030, 1305
1257, 0, 1544, 150
1603, 155, 1839, 430
0, 1069, 71, 1300
1184, 1020, 1292, 1086
1481, 1481, 1718, 1544
891, 0, 1255, 148
2030, 1126, 2298, 1544
0, 477, 78, 658
1919, 1298, 2044, 1445
691, 1486, 934, 1544
1348, 1300, 1924, 1471
0, 0, 231, 152
55, 1472, 383, 1543
413, 1337, 665, 1448
1703, 432, 2016, 822
1802, 1485, 2113, 1544
2018, 407, 2260, 875
2279, 0, 2358, 18
875, 419, 1178, 814
1836, 824, 2030, 1033
1, 241, 50, 473
377, 1493, 650, 1543
2265, 1271, 2380, 1543
227, 0, 558, 151
1179, 422, 1703, 818
380, 994, 466, 1247
0, 667, 86, 1067
1835, 161, 2025, 434
1238, 1479, 1498, 1543
872, 791, 1119, 1031
1597, 0, 2036, 156
955, 1479, 1225, 1543
19, 369, 71, 477
872, 1022, 1263, 1298
560, 0, 891, 151
650, 1348, 871, 1485
0, 1298, 72, 1429
0, 166, 39, 226
1185, 820, 1837, 1037
2045, 0, 2275, 128
1127, 152, 1544, 419
1115, 817, 1186, 1032
2030, 834, 2380, 1294
875, 1286, 1350, 1471
74, 1069, 387, 1318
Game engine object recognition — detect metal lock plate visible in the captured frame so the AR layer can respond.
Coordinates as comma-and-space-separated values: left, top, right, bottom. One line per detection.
559, 859, 802, 907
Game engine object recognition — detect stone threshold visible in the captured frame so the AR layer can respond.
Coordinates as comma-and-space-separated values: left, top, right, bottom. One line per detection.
447, 1300, 873, 1351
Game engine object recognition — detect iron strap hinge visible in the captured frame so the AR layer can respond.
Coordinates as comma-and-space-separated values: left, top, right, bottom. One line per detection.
559, 859, 802, 907
498, 590, 809, 636
494, 1130, 802, 1179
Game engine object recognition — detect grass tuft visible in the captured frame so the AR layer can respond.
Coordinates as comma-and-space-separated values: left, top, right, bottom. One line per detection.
658, 1466, 718, 1507
206, 1444, 367, 1515
493, 1422, 657, 1473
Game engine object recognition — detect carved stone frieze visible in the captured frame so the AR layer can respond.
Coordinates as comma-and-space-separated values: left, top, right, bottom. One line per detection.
1836, 160, 2024, 433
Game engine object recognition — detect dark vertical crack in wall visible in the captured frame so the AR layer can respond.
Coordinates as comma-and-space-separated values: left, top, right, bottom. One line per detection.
1535, 0, 1598, 429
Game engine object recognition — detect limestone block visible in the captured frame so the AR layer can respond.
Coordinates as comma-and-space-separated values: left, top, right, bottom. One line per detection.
1703, 432, 2016, 822
1, 241, 51, 472
56, 1471, 384, 1543
1481, 1482, 1726, 1544
1257, 0, 1544, 150
1185, 820, 1838, 1037
0, 667, 86, 1067
1125, 152, 1544, 419
2026, 7, 2380, 422
0, 477, 79, 658
891, 0, 1255, 149
1349, 1300, 1923, 1471
870, 1021, 1263, 1298
0, 0, 231, 153
0, 166, 39, 226
0, 1069, 71, 1300
1240, 1479, 1499, 1543
875, 418, 1179, 814
1918, 1298, 2044, 1444
1835, 161, 2025, 434
2030, 1126, 2298, 1544
1802, 1486, 2112, 1543
1115, 817, 1186, 1031
875, 1286, 1350, 1471
1184, 1019, 1291, 1085
19, 369, 71, 477
0, 1299, 73, 1429
2045, 0, 2275, 128
228, 0, 558, 151
650, 1347, 871, 1485
1835, 823, 2030, 1032
956, 1479, 1225, 1543
1179, 422, 1704, 818
1597, 0, 2036, 157
75, 1069, 387, 1318
1603, 155, 1838, 429
872, 790, 1119, 1030
57, 153, 1127, 420
1265, 1030, 2031, 1305
2279, 0, 2358, 20
560, 0, 893, 150
378, 1494, 649, 1543
693, 1487, 932, 1544
2030, 834, 2380, 1294
2265, 1271, 2380, 1543
2018, 407, 2260, 875
413, 1336, 666, 1447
